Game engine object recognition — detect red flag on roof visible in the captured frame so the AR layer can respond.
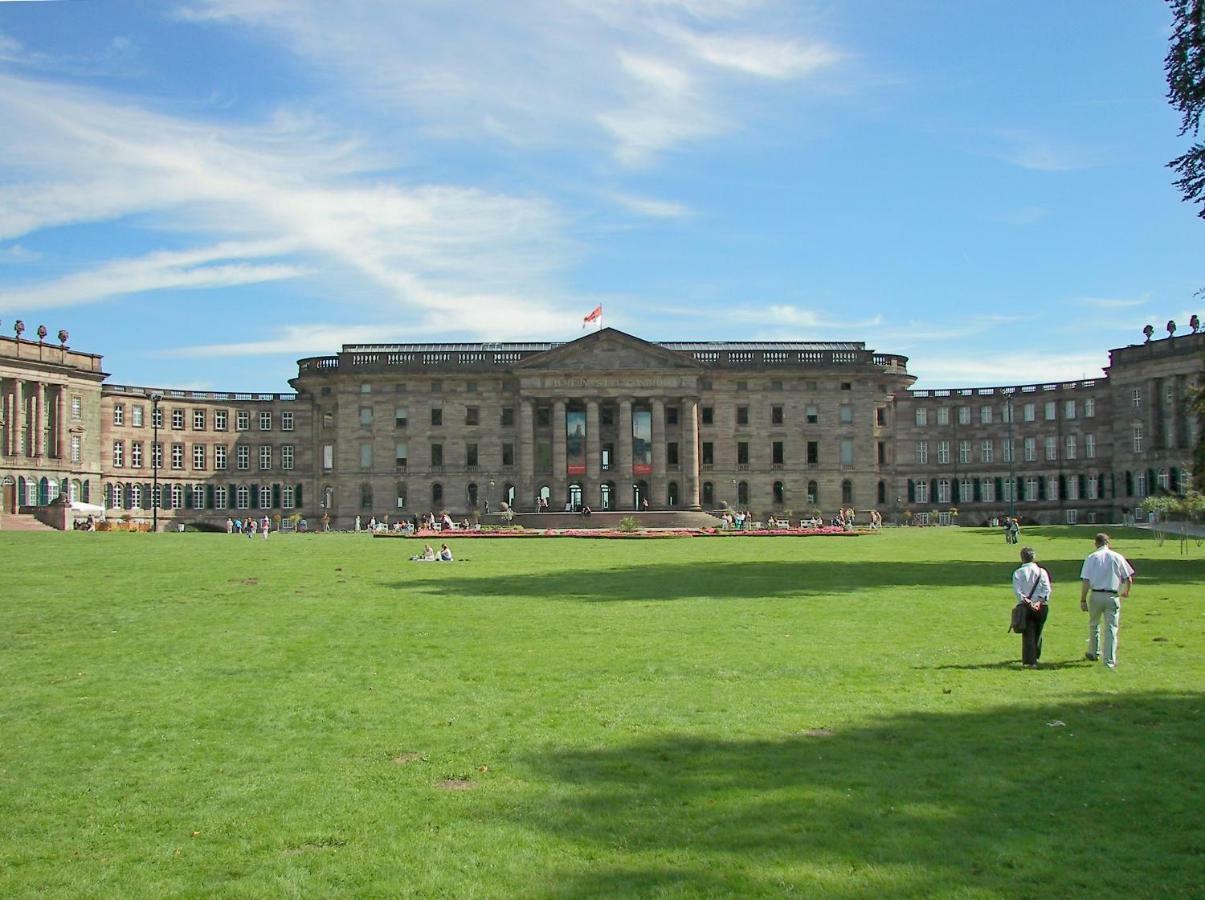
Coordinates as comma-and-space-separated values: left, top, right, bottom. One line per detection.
582, 305, 602, 328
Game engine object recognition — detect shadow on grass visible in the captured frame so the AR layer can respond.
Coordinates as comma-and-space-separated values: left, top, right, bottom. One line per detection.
922, 659, 1090, 671
390, 556, 1205, 604
511, 692, 1205, 898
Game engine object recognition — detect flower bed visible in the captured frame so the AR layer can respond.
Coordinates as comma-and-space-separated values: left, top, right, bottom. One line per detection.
371, 527, 867, 539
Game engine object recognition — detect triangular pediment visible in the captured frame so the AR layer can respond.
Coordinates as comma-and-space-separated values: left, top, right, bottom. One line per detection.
516, 328, 700, 371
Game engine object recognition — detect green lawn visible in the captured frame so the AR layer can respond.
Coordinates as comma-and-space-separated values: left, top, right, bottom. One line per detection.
1, 527, 1202, 898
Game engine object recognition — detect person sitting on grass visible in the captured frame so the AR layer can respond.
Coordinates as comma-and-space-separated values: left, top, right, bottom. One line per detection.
438, 543, 454, 561
410, 544, 437, 561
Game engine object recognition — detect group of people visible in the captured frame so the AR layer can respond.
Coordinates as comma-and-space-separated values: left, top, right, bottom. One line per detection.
410, 543, 454, 562
1010, 532, 1135, 670
719, 510, 753, 530
225, 516, 271, 538
1001, 517, 1022, 544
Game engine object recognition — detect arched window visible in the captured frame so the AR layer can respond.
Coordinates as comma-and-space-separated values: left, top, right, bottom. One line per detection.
432, 482, 443, 507
600, 481, 614, 510
467, 482, 478, 508
702, 481, 714, 507
131, 483, 143, 509
633, 480, 649, 508
82, 480, 90, 503
568, 483, 582, 510
38, 476, 51, 505
667, 482, 679, 507
70, 480, 81, 503
235, 484, 249, 509
192, 484, 206, 509
538, 484, 550, 505
737, 480, 749, 506
773, 481, 785, 505
842, 479, 853, 506
807, 480, 819, 506
171, 484, 184, 509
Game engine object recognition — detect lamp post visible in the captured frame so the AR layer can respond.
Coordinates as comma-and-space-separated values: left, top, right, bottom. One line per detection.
1005, 390, 1016, 519
151, 392, 162, 533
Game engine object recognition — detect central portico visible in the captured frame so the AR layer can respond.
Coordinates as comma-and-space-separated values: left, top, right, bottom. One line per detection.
514, 329, 704, 510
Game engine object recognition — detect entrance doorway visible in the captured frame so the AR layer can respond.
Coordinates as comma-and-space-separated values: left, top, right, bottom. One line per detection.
568, 483, 582, 511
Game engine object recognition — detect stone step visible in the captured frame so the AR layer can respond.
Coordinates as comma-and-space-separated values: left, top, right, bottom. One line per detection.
0, 513, 58, 532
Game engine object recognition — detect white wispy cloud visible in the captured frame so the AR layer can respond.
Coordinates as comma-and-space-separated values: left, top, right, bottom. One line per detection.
992, 131, 1105, 172
176, 0, 845, 165
910, 352, 1108, 389
610, 193, 692, 219
1077, 296, 1147, 309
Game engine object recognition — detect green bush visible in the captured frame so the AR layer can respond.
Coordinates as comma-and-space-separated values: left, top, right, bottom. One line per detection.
617, 515, 640, 532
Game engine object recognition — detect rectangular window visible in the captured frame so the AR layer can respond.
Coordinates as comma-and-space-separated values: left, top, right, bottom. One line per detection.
192, 484, 205, 509
322, 412, 333, 429
466, 406, 479, 426
113, 404, 124, 425
501, 407, 514, 427
172, 409, 185, 429
132, 405, 144, 427
282, 485, 295, 509
1044, 401, 1057, 421
840, 438, 854, 466
70, 435, 81, 463
259, 445, 272, 470
152, 442, 162, 469
915, 441, 929, 464
771, 405, 784, 425
915, 479, 929, 503
281, 411, 294, 431
807, 441, 819, 465
193, 444, 206, 470
1022, 403, 1035, 422
131, 441, 143, 468
601, 406, 615, 426
1132, 425, 1143, 453
395, 407, 408, 428
701, 406, 714, 425
360, 406, 373, 427
112, 440, 124, 467
237, 445, 249, 470
980, 406, 992, 424
666, 406, 679, 425
1026, 476, 1039, 502
501, 443, 514, 466
322, 444, 333, 470
667, 441, 679, 466
1087, 476, 1099, 499
958, 440, 971, 464
151, 407, 163, 429
915, 408, 928, 426
237, 410, 250, 431
361, 443, 374, 469
536, 407, 550, 427
878, 441, 887, 465
936, 407, 949, 425
1084, 398, 1095, 418
171, 443, 184, 469
1066, 476, 1080, 500
1085, 434, 1096, 458
431, 408, 443, 427
1045, 436, 1057, 461
981, 440, 994, 464
736, 406, 748, 426
281, 445, 294, 470
215, 444, 227, 470
259, 411, 272, 431
839, 405, 853, 425
1023, 437, 1036, 461
466, 443, 478, 468
1065, 435, 1077, 459
957, 406, 971, 425
981, 478, 995, 503
701, 442, 713, 465
737, 441, 749, 465
214, 409, 227, 431
937, 441, 950, 464
193, 409, 206, 430
70, 396, 82, 420
937, 479, 951, 503
1131, 388, 1142, 408
212, 485, 226, 509
259, 484, 272, 510
1064, 400, 1076, 419
1002, 440, 1014, 463
805, 405, 818, 424
772, 441, 783, 465
430, 443, 443, 467
876, 407, 886, 426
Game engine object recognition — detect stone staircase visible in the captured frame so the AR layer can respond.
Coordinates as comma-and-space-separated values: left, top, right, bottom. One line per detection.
0, 513, 58, 532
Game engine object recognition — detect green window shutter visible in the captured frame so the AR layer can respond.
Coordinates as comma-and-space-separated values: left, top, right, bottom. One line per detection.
907, 480, 915, 503
184, 488, 193, 510
952, 481, 960, 504
295, 484, 303, 507
229, 484, 237, 506
973, 480, 982, 502
1038, 476, 1047, 501
250, 484, 259, 507
272, 484, 281, 508
1057, 475, 1065, 500
1124, 471, 1133, 496
995, 477, 1003, 499
1148, 469, 1157, 493
206, 485, 215, 509
125, 484, 133, 508
1170, 467, 1180, 493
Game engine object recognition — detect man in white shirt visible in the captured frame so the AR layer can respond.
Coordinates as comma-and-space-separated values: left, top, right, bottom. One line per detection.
1079, 533, 1136, 669
1012, 547, 1052, 668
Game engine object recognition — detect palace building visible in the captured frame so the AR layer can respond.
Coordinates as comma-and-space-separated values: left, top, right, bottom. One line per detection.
1, 325, 1201, 528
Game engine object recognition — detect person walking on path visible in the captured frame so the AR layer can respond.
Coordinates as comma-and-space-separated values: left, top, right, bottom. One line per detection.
1012, 547, 1052, 669
1079, 533, 1135, 669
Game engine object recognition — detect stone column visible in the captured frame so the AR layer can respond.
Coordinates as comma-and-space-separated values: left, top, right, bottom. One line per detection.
618, 398, 633, 509
519, 398, 535, 510
683, 397, 701, 509
552, 399, 567, 509
585, 399, 600, 507
3, 380, 13, 456
16, 380, 27, 457
35, 383, 47, 457
651, 398, 666, 508
55, 386, 66, 459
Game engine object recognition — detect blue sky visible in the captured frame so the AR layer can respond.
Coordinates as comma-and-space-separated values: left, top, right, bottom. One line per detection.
0, 0, 1199, 391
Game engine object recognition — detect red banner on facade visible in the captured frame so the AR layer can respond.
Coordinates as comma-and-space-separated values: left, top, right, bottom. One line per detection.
633, 463, 652, 475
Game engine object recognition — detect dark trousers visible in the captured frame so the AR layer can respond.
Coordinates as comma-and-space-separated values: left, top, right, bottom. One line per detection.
1020, 603, 1049, 665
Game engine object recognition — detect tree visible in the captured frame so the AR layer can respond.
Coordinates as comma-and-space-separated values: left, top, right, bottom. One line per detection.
1166, 0, 1205, 217
1194, 362, 1205, 491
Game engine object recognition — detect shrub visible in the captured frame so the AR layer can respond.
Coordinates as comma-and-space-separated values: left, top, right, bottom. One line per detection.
617, 516, 640, 533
